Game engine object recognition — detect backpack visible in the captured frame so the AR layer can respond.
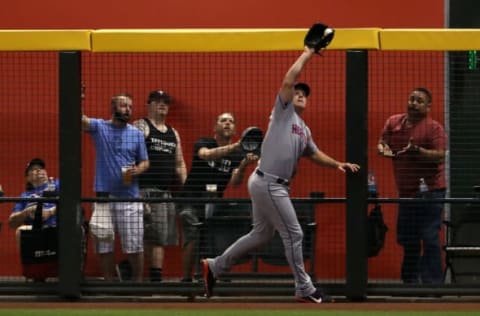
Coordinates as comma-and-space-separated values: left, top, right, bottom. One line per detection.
367, 204, 388, 257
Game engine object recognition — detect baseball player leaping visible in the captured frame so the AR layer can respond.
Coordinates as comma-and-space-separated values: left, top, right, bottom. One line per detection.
202, 45, 361, 303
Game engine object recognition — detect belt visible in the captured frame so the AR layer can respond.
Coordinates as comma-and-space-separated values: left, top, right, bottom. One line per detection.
255, 169, 290, 186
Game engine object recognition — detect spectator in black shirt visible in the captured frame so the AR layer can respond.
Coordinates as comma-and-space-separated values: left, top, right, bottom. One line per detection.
179, 112, 258, 282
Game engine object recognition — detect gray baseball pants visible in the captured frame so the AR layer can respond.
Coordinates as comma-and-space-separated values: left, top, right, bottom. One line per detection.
208, 172, 316, 297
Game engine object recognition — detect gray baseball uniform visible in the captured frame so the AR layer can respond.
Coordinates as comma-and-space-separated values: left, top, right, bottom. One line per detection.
208, 94, 319, 297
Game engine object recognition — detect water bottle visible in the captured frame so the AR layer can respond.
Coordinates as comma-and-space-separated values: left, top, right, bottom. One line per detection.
205, 184, 217, 219
368, 170, 378, 198
46, 177, 56, 191
469, 50, 478, 71
43, 177, 56, 198
419, 178, 429, 197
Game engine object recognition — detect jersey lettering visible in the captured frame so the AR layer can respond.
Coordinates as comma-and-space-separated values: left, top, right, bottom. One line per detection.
207, 158, 233, 173
149, 137, 176, 154
292, 123, 307, 149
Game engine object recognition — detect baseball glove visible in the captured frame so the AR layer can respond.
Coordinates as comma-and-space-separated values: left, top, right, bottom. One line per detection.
240, 126, 263, 156
304, 22, 335, 53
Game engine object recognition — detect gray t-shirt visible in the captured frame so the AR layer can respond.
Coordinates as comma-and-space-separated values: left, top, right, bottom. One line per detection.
258, 94, 319, 180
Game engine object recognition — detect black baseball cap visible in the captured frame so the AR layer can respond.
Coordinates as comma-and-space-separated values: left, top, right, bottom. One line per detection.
294, 82, 310, 97
148, 90, 172, 104
25, 158, 45, 176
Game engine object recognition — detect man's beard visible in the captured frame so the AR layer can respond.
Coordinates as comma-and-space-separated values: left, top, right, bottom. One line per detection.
407, 109, 425, 121
114, 111, 130, 123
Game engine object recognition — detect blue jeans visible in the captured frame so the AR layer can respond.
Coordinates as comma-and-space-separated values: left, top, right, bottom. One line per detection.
397, 190, 445, 284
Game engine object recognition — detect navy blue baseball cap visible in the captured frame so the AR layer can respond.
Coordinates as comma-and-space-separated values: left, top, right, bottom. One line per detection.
294, 82, 310, 97
148, 90, 172, 104
25, 158, 45, 176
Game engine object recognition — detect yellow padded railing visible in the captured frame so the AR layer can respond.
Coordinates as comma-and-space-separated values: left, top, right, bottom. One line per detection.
0, 28, 479, 51
90, 28, 381, 52
379, 29, 480, 50
0, 30, 92, 51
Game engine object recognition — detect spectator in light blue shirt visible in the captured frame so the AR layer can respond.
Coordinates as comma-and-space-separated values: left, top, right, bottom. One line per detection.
83, 93, 149, 282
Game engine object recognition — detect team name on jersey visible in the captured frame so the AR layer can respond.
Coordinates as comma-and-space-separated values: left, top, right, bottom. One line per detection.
34, 249, 57, 258
292, 123, 307, 147
149, 137, 176, 154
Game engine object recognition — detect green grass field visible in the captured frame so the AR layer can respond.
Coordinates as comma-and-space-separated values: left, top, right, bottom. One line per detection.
0, 310, 478, 316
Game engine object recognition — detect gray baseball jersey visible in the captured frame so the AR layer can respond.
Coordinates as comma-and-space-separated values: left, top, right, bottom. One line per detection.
259, 95, 319, 180
207, 94, 319, 297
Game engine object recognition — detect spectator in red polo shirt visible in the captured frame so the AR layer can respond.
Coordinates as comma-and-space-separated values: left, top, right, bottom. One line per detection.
378, 87, 447, 284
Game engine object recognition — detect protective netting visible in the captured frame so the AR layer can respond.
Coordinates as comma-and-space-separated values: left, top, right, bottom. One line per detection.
1, 46, 480, 291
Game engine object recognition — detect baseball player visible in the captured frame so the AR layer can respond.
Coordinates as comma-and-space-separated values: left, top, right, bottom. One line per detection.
202, 46, 360, 303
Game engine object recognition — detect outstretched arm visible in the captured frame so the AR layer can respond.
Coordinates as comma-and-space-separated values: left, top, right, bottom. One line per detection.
82, 113, 91, 131
198, 141, 242, 161
308, 150, 361, 173
279, 46, 316, 104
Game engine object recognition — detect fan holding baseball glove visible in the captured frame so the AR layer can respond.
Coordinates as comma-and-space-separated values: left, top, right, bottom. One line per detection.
240, 126, 263, 156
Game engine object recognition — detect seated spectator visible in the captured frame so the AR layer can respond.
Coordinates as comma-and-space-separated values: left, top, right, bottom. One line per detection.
8, 158, 59, 248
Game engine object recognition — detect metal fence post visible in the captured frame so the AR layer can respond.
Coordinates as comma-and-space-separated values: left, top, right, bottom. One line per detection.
58, 51, 82, 299
345, 49, 369, 301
